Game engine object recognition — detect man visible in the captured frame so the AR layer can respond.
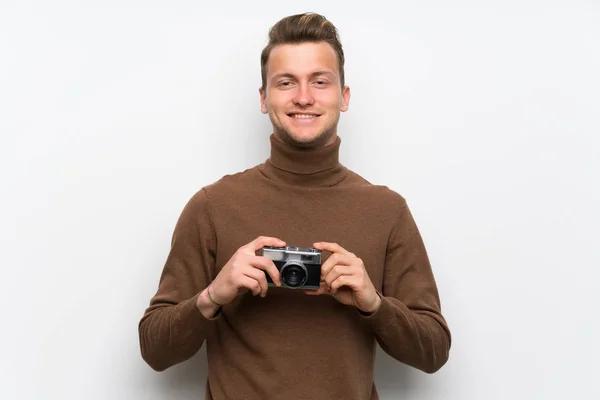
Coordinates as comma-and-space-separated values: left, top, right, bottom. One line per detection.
139, 12, 451, 400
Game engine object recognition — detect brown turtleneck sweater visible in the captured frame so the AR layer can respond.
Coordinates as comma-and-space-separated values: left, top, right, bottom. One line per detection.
138, 135, 451, 400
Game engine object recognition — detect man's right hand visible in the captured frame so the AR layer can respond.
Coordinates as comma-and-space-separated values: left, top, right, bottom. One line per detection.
196, 236, 285, 318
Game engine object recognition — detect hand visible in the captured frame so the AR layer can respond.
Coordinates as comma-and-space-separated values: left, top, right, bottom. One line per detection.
206, 236, 285, 306
305, 242, 381, 314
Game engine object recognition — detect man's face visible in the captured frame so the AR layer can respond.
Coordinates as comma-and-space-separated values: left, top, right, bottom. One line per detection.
260, 42, 350, 148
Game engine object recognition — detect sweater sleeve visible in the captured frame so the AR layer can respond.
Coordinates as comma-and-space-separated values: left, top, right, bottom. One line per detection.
138, 188, 218, 371
361, 200, 451, 373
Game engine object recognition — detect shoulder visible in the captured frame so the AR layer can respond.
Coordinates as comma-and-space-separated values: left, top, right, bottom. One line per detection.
187, 165, 262, 204
344, 169, 408, 213
175, 165, 261, 226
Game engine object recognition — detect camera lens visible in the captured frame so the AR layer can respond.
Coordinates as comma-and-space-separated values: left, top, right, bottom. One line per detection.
281, 263, 307, 288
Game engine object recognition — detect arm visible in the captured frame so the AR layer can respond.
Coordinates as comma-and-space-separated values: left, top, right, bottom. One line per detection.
138, 188, 218, 371
361, 200, 451, 373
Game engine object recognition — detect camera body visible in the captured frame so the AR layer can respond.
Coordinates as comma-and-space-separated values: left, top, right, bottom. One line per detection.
261, 245, 322, 290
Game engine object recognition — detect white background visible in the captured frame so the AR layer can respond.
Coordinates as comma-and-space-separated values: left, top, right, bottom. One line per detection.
1, 1, 599, 399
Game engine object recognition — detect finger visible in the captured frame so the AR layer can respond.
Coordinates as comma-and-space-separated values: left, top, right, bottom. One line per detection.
321, 253, 355, 278
324, 265, 354, 288
245, 236, 286, 253
247, 255, 281, 286
313, 242, 352, 256
243, 267, 269, 297
304, 282, 330, 296
330, 274, 357, 294
238, 275, 262, 296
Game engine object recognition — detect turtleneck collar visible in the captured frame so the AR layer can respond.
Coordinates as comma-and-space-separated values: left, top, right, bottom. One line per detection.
258, 134, 348, 187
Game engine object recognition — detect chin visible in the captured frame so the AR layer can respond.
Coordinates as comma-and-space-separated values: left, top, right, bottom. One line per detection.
283, 130, 332, 148
291, 131, 321, 143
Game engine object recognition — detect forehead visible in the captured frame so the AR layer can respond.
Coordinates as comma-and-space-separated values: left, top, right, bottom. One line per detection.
266, 42, 339, 78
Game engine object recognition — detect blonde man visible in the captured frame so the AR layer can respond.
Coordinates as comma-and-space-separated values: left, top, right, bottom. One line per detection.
139, 12, 451, 400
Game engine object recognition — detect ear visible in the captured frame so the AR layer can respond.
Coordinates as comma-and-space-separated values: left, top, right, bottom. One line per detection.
259, 87, 268, 114
340, 86, 351, 112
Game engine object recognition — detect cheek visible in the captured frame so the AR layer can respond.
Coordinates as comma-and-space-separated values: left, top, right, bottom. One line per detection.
267, 92, 291, 111
316, 92, 343, 109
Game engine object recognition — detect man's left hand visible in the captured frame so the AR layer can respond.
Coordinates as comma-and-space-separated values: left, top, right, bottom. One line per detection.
304, 242, 381, 314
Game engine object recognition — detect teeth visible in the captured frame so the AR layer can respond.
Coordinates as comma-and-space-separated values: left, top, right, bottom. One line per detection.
291, 114, 317, 119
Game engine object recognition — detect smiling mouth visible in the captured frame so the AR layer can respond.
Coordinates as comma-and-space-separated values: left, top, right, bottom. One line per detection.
288, 113, 321, 120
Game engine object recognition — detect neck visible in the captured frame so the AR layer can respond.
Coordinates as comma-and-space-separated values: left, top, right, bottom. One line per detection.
259, 134, 347, 187
272, 131, 339, 149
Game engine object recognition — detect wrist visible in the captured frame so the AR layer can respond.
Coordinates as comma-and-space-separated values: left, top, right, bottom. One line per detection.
206, 284, 222, 306
196, 285, 222, 319
358, 291, 382, 315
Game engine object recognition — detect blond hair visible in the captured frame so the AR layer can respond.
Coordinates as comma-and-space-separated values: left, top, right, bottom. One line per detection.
260, 12, 345, 90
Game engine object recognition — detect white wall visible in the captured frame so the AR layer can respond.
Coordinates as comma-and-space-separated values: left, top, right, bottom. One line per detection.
1, 1, 599, 399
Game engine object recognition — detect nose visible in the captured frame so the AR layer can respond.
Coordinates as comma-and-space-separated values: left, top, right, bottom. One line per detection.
292, 83, 315, 107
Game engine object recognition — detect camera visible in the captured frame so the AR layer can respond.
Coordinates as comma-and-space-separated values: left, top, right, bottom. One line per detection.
261, 245, 322, 290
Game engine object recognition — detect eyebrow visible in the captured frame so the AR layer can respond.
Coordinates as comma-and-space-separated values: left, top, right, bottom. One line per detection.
271, 71, 335, 82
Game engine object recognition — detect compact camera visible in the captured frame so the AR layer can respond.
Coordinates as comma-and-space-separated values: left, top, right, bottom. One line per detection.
261, 245, 322, 290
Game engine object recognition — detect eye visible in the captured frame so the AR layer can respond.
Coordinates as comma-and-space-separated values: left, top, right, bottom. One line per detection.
314, 80, 329, 87
278, 81, 294, 88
